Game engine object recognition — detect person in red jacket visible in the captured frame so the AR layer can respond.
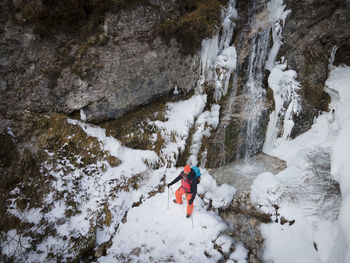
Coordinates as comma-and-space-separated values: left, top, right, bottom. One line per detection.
167, 164, 197, 218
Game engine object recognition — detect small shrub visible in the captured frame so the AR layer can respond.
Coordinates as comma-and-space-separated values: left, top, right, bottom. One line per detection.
291, 147, 341, 220
265, 147, 341, 221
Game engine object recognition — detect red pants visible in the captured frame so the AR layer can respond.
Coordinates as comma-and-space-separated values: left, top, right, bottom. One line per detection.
175, 187, 194, 215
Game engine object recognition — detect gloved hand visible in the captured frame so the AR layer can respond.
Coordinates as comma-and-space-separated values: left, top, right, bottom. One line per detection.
167, 183, 171, 188
188, 199, 193, 205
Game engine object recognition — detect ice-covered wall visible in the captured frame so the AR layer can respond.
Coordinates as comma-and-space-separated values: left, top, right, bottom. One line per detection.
197, 0, 238, 102
326, 65, 350, 263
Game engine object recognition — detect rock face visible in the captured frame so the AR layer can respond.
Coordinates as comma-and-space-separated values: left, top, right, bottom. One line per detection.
205, 0, 274, 168
281, 0, 350, 137
0, 0, 199, 123
205, 0, 350, 167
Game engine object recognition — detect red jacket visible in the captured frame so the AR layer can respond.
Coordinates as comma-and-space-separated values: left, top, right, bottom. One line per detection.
168, 169, 197, 201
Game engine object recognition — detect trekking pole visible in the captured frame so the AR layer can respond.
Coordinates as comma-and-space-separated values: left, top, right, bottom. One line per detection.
163, 160, 168, 210
167, 186, 169, 209
191, 210, 194, 228
191, 204, 194, 228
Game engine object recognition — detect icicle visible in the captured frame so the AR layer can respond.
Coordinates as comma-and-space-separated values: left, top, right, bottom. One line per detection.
262, 0, 302, 155
328, 45, 338, 69
196, 0, 238, 101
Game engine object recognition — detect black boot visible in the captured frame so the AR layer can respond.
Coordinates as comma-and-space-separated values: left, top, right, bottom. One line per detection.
186, 214, 191, 218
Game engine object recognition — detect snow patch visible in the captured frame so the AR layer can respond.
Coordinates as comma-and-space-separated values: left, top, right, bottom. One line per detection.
326, 65, 350, 263
80, 109, 87, 121
152, 94, 207, 165
187, 104, 220, 166
229, 242, 248, 263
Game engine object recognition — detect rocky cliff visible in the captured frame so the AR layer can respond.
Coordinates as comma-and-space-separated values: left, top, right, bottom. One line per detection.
1, 0, 228, 123
281, 0, 350, 137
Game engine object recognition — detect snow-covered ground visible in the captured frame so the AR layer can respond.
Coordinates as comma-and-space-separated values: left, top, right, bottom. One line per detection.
2, 93, 241, 262
99, 167, 236, 263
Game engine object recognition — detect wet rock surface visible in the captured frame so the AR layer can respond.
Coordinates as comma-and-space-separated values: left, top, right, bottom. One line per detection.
210, 153, 287, 191
204, 0, 350, 167
205, 0, 274, 168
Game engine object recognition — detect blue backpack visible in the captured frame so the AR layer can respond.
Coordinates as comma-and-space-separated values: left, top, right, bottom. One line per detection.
192, 166, 201, 184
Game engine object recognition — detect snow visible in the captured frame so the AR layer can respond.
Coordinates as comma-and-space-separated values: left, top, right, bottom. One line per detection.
101, 192, 226, 262
197, 168, 236, 209
99, 167, 236, 262
3, 90, 240, 262
153, 94, 207, 165
187, 104, 220, 166
251, 64, 350, 262
252, 113, 338, 262
153, 95, 207, 137
2, 229, 31, 259
4, 0, 350, 262
229, 242, 248, 263
4, 118, 167, 262
326, 65, 350, 263
69, 118, 160, 175
263, 61, 301, 154
252, 5, 350, 261
260, 208, 320, 263
215, 234, 234, 254
80, 109, 87, 121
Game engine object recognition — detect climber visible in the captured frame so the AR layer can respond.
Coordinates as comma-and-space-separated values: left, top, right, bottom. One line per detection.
167, 164, 197, 218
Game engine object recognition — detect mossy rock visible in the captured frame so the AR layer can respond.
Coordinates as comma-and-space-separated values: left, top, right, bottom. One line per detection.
224, 120, 241, 158
37, 113, 119, 170
104, 204, 112, 227
102, 100, 167, 152
157, 0, 226, 55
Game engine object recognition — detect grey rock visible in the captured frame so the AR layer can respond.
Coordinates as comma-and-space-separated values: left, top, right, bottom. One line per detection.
0, 2, 199, 122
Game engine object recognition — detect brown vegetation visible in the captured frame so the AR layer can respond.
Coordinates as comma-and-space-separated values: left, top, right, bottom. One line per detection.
157, 0, 228, 54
